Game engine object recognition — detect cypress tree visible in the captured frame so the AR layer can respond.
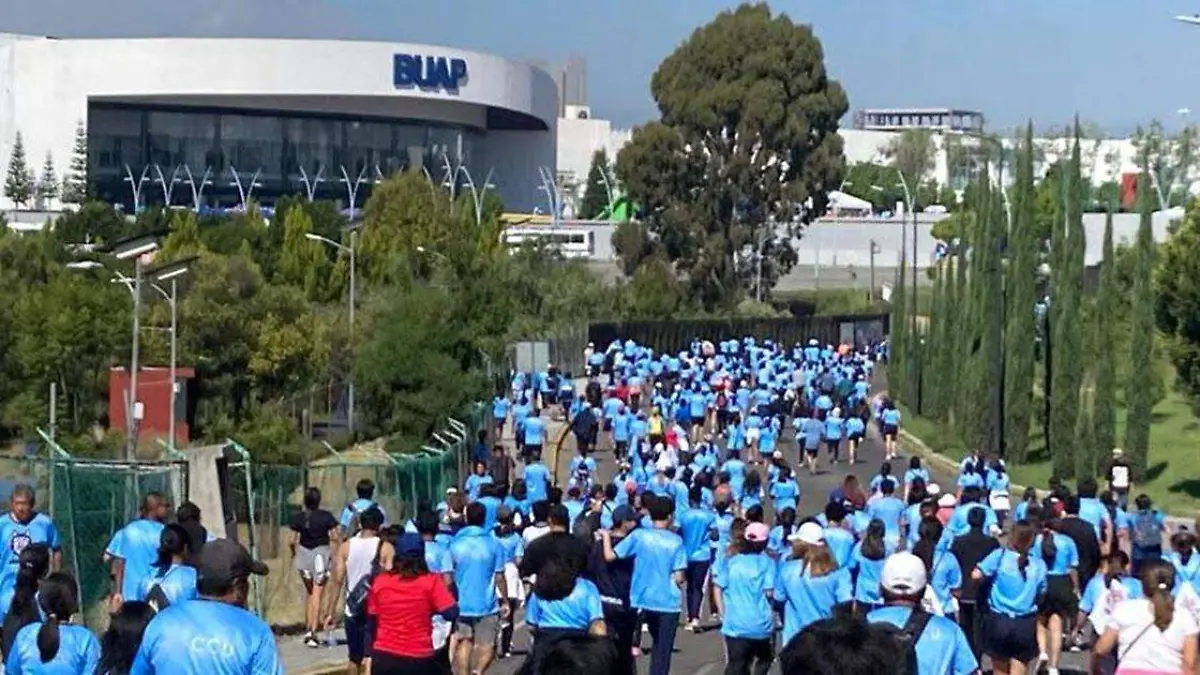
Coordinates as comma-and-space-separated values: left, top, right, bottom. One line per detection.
1004, 123, 1039, 464
891, 257, 908, 404
927, 262, 948, 420
1092, 210, 1118, 461
964, 170, 997, 450
1049, 124, 1085, 480
951, 222, 970, 430
1124, 170, 1156, 477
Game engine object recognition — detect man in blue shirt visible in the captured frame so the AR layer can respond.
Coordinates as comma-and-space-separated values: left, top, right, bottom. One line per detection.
105, 492, 170, 607
449, 502, 510, 675
522, 452, 551, 504
677, 486, 716, 631
601, 495, 686, 675
340, 479, 386, 533
0, 484, 61, 615
867, 552, 978, 675
131, 538, 281, 674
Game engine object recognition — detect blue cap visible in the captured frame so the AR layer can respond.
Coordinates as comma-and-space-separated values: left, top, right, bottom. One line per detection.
397, 532, 424, 558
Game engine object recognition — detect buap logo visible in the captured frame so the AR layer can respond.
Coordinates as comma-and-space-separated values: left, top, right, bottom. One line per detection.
393, 54, 468, 93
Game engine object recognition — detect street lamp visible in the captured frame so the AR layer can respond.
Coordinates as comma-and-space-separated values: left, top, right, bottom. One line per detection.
228, 166, 263, 211
455, 166, 496, 225
123, 165, 150, 213
182, 166, 213, 213
298, 165, 326, 202
306, 227, 360, 438
153, 165, 182, 208
339, 165, 369, 222
147, 257, 195, 450
537, 166, 563, 227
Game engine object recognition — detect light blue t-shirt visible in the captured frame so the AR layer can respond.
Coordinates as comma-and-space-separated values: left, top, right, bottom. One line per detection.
424, 540, 454, 575
614, 527, 687, 613
1079, 574, 1143, 613
977, 548, 1049, 617
527, 578, 603, 630
867, 497, 907, 539
1034, 533, 1080, 576
6, 622, 99, 675
449, 526, 506, 617
849, 540, 895, 606
868, 606, 978, 675
1078, 497, 1109, 540
130, 599, 282, 675
523, 463, 551, 503
465, 475, 493, 501
714, 553, 775, 640
824, 526, 856, 568
106, 519, 167, 601
137, 563, 199, 607
775, 560, 852, 644
678, 507, 716, 563
769, 480, 799, 513
927, 551, 964, 613
0, 513, 60, 615
903, 468, 930, 486
946, 503, 998, 538
523, 416, 546, 446
339, 499, 386, 529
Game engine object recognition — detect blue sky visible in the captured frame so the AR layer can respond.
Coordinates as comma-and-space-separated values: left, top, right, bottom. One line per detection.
7, 0, 1200, 135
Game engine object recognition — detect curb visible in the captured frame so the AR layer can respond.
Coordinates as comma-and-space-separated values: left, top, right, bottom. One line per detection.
899, 429, 1196, 529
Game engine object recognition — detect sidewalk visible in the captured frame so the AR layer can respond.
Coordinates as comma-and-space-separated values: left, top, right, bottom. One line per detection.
278, 634, 344, 674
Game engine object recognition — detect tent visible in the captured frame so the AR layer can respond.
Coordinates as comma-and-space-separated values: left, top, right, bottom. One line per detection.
827, 190, 874, 217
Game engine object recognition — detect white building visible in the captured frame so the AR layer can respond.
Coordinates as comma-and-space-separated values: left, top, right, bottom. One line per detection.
0, 34, 559, 211
554, 104, 631, 216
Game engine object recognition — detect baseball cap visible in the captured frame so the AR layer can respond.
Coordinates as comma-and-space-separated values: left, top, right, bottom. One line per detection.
612, 504, 638, 525
396, 532, 424, 558
744, 522, 769, 543
926, 483, 942, 496
788, 522, 825, 545
938, 493, 957, 508
196, 538, 268, 587
881, 552, 928, 595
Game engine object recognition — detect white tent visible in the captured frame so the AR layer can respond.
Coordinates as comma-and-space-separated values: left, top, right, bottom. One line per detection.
827, 190, 874, 216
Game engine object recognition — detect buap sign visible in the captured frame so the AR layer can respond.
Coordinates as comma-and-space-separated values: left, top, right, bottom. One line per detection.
393, 54, 468, 92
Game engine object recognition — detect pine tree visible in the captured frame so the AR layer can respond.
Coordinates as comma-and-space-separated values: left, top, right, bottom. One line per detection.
1092, 210, 1118, 462
36, 151, 58, 206
3, 132, 34, 208
579, 149, 612, 220
1124, 170, 1156, 477
1049, 125, 1085, 480
61, 120, 89, 206
1003, 123, 1039, 463
277, 204, 329, 300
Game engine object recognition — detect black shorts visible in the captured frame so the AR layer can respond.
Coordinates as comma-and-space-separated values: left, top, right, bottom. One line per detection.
848, 432, 863, 443
372, 652, 441, 675
346, 614, 370, 664
882, 424, 898, 438
1041, 575, 1077, 617
804, 445, 820, 457
983, 612, 1039, 663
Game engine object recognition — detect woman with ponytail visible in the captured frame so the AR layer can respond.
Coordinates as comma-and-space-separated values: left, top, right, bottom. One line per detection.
1093, 561, 1198, 675
4, 572, 98, 673
137, 524, 197, 609
0, 543, 50, 661
912, 517, 963, 619
1033, 515, 1079, 675
972, 520, 1048, 675
1168, 531, 1200, 593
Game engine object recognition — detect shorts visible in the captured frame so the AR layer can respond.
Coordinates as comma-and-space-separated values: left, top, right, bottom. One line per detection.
294, 545, 331, 582
848, 432, 863, 443
603, 419, 613, 432
371, 652, 441, 675
1041, 575, 1077, 617
615, 440, 629, 455
345, 613, 371, 664
525, 444, 543, 457
455, 614, 500, 644
745, 428, 761, 444
804, 445, 820, 457
983, 612, 1039, 663
882, 424, 898, 439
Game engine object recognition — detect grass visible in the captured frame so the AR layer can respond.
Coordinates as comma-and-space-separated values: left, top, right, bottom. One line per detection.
903, 370, 1200, 517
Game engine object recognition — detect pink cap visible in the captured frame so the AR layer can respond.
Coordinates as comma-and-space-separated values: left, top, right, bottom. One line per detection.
744, 522, 770, 543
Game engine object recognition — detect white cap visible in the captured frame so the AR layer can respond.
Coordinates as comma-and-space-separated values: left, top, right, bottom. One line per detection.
938, 493, 957, 508
926, 483, 941, 497
881, 552, 928, 595
788, 522, 825, 545
1112, 447, 1123, 457
772, 451, 783, 459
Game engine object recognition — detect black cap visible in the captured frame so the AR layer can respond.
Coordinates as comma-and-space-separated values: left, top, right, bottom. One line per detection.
196, 538, 268, 586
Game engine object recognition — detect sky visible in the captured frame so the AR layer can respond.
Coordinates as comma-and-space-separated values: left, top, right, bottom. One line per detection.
6, 0, 1200, 136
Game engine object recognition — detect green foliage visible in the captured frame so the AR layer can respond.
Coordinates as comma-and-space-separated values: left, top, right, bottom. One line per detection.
1092, 212, 1119, 463
1003, 124, 1039, 463
842, 163, 906, 212
37, 152, 58, 205
61, 121, 89, 206
4, 132, 34, 208
884, 130, 934, 209
614, 3, 848, 310
1154, 195, 1200, 421
275, 205, 330, 300
1126, 172, 1157, 477
579, 149, 613, 220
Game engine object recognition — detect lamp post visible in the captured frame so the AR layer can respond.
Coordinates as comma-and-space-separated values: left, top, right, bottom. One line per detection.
537, 167, 563, 227
123, 165, 150, 213
147, 258, 194, 449
306, 228, 359, 438
153, 165, 182, 208
182, 166, 213, 213
228, 166, 263, 211
298, 165, 326, 202
339, 165, 369, 222
455, 166, 496, 225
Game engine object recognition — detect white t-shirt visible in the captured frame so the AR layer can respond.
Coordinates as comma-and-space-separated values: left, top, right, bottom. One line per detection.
1108, 597, 1199, 673
522, 524, 551, 546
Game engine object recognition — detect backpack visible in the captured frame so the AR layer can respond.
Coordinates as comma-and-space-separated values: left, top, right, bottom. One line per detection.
345, 538, 384, 619
874, 608, 931, 675
1132, 511, 1161, 549
145, 566, 178, 613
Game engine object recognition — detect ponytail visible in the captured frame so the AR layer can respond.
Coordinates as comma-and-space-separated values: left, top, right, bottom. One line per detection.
36, 617, 59, 663
1010, 521, 1036, 578
1140, 562, 1176, 631
1040, 523, 1058, 567
913, 517, 942, 576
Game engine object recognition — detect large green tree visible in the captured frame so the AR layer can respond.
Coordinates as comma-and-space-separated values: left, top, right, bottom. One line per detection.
1003, 124, 1039, 463
1126, 171, 1157, 476
615, 3, 848, 309
1049, 126, 1086, 479
61, 120, 89, 206
1092, 211, 1119, 460
579, 149, 613, 220
4, 132, 34, 208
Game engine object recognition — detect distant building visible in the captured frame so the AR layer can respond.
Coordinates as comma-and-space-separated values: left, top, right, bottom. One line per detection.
853, 107, 985, 134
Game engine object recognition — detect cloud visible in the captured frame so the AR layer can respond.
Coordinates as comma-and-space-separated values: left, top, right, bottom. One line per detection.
0, 0, 359, 39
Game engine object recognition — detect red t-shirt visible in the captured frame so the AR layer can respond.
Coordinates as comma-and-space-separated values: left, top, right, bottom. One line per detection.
367, 572, 456, 658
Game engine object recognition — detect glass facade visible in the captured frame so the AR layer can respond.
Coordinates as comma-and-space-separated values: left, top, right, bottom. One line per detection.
88, 103, 479, 210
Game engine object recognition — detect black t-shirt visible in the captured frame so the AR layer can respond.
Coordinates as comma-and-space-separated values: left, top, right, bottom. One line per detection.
1059, 516, 1102, 582
289, 508, 338, 549
518, 531, 591, 579
951, 530, 999, 601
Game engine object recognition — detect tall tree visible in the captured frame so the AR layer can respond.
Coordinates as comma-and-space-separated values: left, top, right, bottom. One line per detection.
276, 204, 329, 301
1092, 211, 1118, 465
578, 149, 613, 220
1049, 123, 1086, 479
1003, 123, 1039, 463
615, 3, 848, 310
36, 152, 58, 206
61, 120, 88, 206
1132, 119, 1200, 210
890, 257, 908, 405
4, 132, 34, 208
1125, 170, 1157, 477
885, 129, 935, 211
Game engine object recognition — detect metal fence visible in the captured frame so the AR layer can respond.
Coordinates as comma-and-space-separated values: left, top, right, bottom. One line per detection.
587, 314, 891, 354
509, 324, 589, 377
